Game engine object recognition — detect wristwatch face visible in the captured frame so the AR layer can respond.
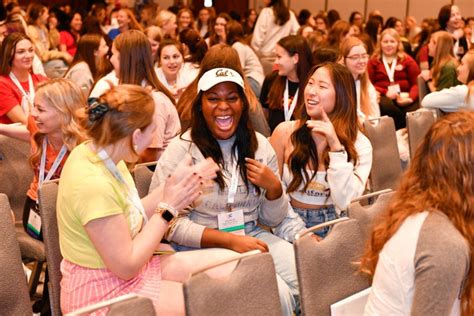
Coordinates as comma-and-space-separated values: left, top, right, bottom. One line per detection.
161, 209, 175, 222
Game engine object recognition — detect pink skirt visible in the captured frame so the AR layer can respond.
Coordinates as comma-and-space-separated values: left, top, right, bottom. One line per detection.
60, 256, 162, 315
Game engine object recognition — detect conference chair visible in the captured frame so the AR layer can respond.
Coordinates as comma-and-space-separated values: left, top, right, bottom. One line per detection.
363, 116, 403, 191
183, 250, 281, 316
348, 189, 395, 241
417, 75, 429, 102
38, 181, 62, 316
0, 193, 32, 315
0, 134, 45, 298
132, 162, 157, 198
65, 294, 155, 316
406, 110, 438, 159
294, 218, 370, 316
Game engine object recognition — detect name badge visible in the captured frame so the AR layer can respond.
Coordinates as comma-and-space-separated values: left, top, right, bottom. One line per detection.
387, 83, 401, 95
27, 204, 42, 240
218, 209, 245, 236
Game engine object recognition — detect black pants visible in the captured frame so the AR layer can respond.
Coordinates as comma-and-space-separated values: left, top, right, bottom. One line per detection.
379, 96, 419, 130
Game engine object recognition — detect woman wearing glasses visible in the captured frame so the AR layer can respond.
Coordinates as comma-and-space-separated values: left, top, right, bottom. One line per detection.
341, 37, 380, 122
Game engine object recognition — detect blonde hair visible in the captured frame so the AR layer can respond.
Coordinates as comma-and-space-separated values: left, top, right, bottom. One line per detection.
373, 28, 405, 60
431, 31, 458, 88
30, 79, 87, 167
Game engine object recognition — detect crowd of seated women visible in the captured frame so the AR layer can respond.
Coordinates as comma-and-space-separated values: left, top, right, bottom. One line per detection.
0, 0, 473, 315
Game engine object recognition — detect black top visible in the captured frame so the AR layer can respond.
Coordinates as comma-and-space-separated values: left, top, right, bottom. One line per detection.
260, 71, 300, 132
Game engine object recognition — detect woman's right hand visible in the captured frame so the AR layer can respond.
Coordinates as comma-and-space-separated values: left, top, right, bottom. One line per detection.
227, 234, 269, 253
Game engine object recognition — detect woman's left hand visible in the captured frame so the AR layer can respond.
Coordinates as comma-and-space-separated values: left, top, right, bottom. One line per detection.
245, 158, 282, 200
306, 107, 343, 152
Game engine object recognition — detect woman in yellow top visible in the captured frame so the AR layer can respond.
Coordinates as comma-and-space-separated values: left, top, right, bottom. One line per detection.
57, 85, 238, 314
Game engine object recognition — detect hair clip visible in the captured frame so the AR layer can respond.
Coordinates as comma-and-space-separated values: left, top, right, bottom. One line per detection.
87, 98, 109, 121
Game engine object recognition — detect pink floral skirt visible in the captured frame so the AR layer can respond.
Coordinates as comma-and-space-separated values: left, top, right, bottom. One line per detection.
60, 256, 162, 315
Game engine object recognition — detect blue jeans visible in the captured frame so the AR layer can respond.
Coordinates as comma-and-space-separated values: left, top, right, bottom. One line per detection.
293, 205, 338, 238
173, 221, 298, 316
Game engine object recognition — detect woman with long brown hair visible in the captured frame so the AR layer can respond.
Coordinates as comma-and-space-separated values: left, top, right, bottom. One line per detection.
260, 35, 313, 132
361, 111, 474, 315
270, 63, 372, 238
64, 34, 109, 96
90, 30, 179, 162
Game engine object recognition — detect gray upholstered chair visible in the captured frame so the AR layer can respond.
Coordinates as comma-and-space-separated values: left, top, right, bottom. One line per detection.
417, 74, 429, 102
132, 162, 157, 198
0, 134, 45, 297
363, 116, 403, 191
406, 110, 438, 159
183, 251, 281, 316
294, 218, 370, 316
0, 193, 32, 315
38, 181, 62, 316
348, 189, 395, 241
65, 294, 155, 315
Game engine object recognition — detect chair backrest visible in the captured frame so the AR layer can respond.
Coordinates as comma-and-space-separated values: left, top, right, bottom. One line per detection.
295, 218, 370, 316
417, 75, 429, 102
132, 163, 156, 198
38, 181, 62, 316
183, 252, 281, 316
406, 110, 437, 159
0, 193, 32, 315
0, 134, 34, 221
363, 116, 402, 191
107, 296, 155, 315
348, 190, 396, 241
65, 294, 155, 316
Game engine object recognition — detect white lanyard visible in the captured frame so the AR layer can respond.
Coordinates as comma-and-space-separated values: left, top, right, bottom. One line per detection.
96, 148, 148, 231
38, 137, 67, 187
9, 72, 34, 114
226, 149, 239, 211
283, 79, 299, 122
382, 55, 397, 83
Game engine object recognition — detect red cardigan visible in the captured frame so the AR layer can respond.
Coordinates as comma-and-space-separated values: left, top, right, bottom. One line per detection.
367, 54, 421, 101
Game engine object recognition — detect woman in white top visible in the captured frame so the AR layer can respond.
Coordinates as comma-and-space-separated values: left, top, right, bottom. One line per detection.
340, 37, 380, 122
270, 63, 372, 239
64, 34, 109, 96
251, 0, 300, 75
361, 111, 474, 315
422, 49, 474, 112
155, 38, 187, 101
226, 20, 265, 99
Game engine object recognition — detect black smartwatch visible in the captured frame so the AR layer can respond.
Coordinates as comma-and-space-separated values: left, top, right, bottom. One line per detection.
155, 203, 177, 223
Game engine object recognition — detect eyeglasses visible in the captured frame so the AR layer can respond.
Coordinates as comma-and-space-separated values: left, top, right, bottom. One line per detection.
345, 54, 369, 61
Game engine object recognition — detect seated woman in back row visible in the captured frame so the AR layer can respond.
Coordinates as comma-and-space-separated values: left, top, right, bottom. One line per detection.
270, 63, 373, 239
368, 28, 420, 130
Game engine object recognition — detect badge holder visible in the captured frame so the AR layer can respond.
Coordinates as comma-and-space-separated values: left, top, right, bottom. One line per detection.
218, 205, 245, 236
387, 83, 401, 95
27, 203, 43, 240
